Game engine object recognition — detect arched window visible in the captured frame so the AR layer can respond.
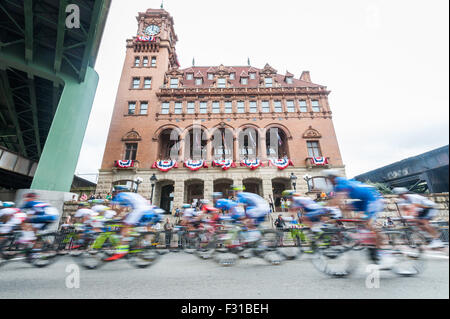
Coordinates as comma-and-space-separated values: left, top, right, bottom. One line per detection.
158, 128, 180, 160
211, 127, 233, 160
184, 128, 207, 160
238, 127, 259, 160
266, 127, 289, 158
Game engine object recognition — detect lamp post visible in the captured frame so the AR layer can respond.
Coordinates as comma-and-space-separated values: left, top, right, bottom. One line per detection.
290, 172, 297, 191
150, 173, 157, 204
134, 176, 143, 193
303, 174, 311, 192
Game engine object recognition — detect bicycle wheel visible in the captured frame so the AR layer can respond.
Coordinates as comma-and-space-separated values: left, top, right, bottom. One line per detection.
77, 234, 112, 270
181, 231, 199, 254
388, 230, 425, 277
260, 229, 282, 250
311, 231, 358, 277
30, 233, 59, 268
127, 232, 160, 268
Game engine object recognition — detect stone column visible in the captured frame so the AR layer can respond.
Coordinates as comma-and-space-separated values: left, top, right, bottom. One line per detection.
172, 179, 185, 213
204, 177, 213, 202
259, 135, 267, 161
262, 175, 273, 199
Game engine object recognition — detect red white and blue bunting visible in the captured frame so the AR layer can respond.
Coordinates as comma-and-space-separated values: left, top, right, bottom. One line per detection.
212, 159, 236, 170
240, 159, 263, 170
137, 35, 156, 42
152, 160, 178, 172
115, 160, 134, 168
309, 157, 329, 166
184, 160, 208, 171
268, 158, 294, 170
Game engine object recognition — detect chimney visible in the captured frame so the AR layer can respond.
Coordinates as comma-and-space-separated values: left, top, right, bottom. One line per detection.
300, 71, 311, 82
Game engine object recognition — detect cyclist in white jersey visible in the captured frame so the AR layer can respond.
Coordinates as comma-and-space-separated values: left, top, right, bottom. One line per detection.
393, 187, 444, 248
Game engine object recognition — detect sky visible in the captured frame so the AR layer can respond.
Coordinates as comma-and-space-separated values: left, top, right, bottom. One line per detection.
74, 0, 449, 182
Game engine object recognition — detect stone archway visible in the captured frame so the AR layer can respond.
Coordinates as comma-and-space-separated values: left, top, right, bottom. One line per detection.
213, 178, 233, 198
184, 179, 204, 206
155, 180, 174, 213
271, 177, 291, 212
243, 178, 263, 196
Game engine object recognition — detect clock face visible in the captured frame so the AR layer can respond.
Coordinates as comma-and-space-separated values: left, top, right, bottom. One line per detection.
145, 25, 160, 36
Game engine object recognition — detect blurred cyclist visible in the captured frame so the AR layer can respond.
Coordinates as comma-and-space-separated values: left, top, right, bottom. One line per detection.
236, 191, 271, 242
393, 187, 444, 249
106, 191, 162, 261
20, 192, 59, 242
323, 170, 390, 267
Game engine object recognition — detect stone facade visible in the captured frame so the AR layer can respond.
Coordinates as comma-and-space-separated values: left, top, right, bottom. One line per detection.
96, 8, 346, 212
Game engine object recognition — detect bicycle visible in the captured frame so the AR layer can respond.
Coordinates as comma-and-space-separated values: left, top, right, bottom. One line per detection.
311, 218, 425, 277
75, 222, 161, 269
0, 229, 60, 268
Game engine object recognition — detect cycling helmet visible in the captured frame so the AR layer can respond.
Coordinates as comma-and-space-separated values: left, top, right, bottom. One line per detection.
182, 204, 191, 209
322, 169, 341, 178
25, 192, 38, 199
91, 199, 105, 204
212, 192, 223, 198
281, 190, 297, 197
113, 185, 130, 192
392, 187, 408, 195
230, 185, 245, 191
1, 201, 15, 208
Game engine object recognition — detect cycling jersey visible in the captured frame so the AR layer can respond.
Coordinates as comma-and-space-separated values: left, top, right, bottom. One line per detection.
237, 192, 270, 225
22, 201, 59, 226
334, 178, 384, 220
399, 194, 437, 219
0, 208, 27, 234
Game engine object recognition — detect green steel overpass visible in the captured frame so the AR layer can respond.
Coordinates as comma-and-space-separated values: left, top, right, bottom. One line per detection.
0, 0, 110, 192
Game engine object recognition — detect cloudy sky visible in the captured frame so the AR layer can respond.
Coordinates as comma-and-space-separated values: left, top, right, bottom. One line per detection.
75, 0, 449, 182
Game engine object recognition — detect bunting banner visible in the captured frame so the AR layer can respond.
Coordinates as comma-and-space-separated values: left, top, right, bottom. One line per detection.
137, 35, 156, 42
152, 160, 178, 172
212, 159, 236, 170
310, 157, 329, 166
240, 159, 263, 170
268, 158, 293, 170
115, 160, 134, 168
184, 159, 208, 171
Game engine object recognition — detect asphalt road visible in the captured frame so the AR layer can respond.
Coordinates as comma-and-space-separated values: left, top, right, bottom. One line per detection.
0, 249, 448, 299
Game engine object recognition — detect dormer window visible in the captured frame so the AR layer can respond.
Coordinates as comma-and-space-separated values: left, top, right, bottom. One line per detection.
286, 77, 293, 84
207, 73, 214, 80
240, 77, 248, 85
264, 77, 273, 88
249, 72, 256, 79
229, 73, 235, 80
217, 78, 226, 88
170, 78, 179, 88
186, 73, 193, 80
195, 77, 203, 85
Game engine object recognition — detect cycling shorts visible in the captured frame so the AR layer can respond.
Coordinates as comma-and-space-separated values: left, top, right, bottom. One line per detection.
417, 208, 436, 220
352, 199, 384, 221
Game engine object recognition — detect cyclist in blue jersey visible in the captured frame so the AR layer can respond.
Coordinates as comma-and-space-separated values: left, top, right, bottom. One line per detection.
323, 169, 390, 267
20, 192, 59, 242
236, 192, 271, 242
106, 191, 162, 261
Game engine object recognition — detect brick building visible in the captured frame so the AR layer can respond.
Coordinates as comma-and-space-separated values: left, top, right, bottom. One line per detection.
96, 8, 346, 213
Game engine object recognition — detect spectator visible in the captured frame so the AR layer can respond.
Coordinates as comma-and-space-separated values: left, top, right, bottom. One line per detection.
274, 214, 286, 246
106, 192, 112, 201
268, 195, 275, 213
80, 193, 87, 201
164, 218, 174, 248
274, 214, 286, 230
280, 198, 286, 212
96, 193, 102, 199
88, 193, 95, 200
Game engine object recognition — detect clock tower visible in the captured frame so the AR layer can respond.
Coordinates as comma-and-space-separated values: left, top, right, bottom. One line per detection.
99, 8, 179, 173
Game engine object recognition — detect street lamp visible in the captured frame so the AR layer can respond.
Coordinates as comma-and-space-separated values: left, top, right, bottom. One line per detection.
150, 173, 158, 204
290, 172, 298, 191
134, 176, 143, 193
